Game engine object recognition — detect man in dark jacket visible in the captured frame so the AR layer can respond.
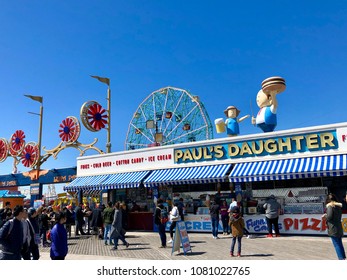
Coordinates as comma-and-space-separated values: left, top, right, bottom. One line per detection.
90, 204, 104, 239
63, 206, 74, 238
0, 201, 12, 228
154, 199, 167, 248
74, 203, 86, 236
110, 202, 129, 250
27, 207, 40, 260
209, 200, 220, 239
0, 205, 25, 260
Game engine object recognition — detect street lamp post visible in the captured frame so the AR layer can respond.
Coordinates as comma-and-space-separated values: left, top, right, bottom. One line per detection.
91, 75, 111, 153
24, 94, 43, 201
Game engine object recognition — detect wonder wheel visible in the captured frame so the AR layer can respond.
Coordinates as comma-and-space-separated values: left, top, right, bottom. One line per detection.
125, 86, 213, 150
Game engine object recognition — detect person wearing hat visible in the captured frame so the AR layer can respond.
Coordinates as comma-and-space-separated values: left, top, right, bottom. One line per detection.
224, 106, 249, 136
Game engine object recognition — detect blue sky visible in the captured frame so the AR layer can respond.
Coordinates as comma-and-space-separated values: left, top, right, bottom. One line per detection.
1, 1, 347, 194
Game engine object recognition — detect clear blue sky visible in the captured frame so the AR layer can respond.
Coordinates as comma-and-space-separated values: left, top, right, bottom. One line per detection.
1, 1, 347, 194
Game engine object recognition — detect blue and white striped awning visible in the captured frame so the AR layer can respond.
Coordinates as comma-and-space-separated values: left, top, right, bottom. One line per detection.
143, 164, 232, 188
229, 154, 347, 182
64, 174, 110, 192
102, 170, 151, 189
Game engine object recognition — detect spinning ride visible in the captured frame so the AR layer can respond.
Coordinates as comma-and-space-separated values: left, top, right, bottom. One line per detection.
125, 86, 213, 150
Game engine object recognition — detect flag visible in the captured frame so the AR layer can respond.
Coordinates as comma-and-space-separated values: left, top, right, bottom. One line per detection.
24, 94, 43, 103
90, 75, 110, 86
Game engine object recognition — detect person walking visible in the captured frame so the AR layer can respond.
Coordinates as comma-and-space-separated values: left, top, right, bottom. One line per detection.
154, 199, 167, 248
220, 200, 229, 235
209, 199, 221, 239
229, 207, 245, 257
63, 205, 74, 238
90, 203, 104, 239
120, 202, 129, 235
322, 193, 346, 260
168, 202, 180, 243
0, 205, 25, 260
21, 208, 35, 260
0, 201, 12, 228
74, 203, 86, 236
263, 194, 281, 237
50, 211, 68, 260
27, 207, 40, 260
38, 207, 50, 247
103, 201, 114, 245
110, 202, 129, 250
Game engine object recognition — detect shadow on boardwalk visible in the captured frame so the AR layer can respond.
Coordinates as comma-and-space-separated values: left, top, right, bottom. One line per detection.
38, 231, 344, 260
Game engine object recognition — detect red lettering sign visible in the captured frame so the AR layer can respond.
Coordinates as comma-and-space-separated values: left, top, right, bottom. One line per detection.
283, 217, 327, 232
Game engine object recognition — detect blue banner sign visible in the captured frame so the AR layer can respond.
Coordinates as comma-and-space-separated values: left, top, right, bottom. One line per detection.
174, 130, 337, 163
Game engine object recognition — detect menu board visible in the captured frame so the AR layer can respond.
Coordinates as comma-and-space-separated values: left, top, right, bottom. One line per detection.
171, 221, 192, 255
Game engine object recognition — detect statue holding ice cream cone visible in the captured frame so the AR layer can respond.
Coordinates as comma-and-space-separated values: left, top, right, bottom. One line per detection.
251, 76, 286, 133
215, 105, 249, 137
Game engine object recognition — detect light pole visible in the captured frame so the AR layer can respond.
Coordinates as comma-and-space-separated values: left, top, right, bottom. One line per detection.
24, 94, 43, 200
90, 75, 111, 153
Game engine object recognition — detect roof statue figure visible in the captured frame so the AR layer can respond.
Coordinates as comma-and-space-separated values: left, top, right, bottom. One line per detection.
251, 76, 286, 133
215, 105, 249, 137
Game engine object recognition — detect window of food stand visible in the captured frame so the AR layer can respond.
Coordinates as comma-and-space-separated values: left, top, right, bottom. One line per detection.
241, 176, 347, 215
111, 182, 234, 216
169, 182, 232, 214
105, 186, 155, 230
103, 176, 347, 229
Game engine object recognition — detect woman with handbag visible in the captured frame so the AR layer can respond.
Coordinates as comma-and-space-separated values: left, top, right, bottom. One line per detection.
168, 203, 180, 243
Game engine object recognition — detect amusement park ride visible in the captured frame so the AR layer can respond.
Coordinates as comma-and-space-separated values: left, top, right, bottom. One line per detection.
0, 81, 214, 202
125, 86, 213, 150
0, 76, 111, 201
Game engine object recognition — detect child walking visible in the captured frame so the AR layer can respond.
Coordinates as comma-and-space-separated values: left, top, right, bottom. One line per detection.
229, 207, 244, 257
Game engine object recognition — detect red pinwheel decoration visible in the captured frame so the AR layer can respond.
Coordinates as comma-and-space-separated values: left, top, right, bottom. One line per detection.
21, 142, 39, 168
59, 116, 81, 143
0, 138, 9, 162
80, 101, 108, 132
9, 130, 26, 156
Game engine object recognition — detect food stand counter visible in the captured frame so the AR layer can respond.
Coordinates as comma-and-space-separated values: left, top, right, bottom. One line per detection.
173, 213, 347, 235
128, 212, 154, 231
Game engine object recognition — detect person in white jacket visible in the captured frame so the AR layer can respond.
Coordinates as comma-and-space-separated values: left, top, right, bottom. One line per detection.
168, 203, 180, 243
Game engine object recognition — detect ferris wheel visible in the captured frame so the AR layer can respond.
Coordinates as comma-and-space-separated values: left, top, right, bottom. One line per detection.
125, 86, 214, 150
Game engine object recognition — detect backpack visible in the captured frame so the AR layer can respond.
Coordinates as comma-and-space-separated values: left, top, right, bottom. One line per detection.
0, 209, 5, 228
159, 207, 169, 224
0, 218, 15, 245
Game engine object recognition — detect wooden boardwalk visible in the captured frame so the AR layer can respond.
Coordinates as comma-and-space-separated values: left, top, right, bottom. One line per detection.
39, 231, 346, 260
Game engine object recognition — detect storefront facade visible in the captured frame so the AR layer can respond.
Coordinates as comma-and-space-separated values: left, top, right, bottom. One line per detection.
65, 122, 347, 235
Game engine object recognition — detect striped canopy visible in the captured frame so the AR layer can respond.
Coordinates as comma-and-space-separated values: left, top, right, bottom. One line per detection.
143, 164, 231, 187
229, 154, 347, 182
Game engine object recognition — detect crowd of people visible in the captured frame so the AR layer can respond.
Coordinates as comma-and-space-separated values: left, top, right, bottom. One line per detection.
0, 200, 131, 260
0, 203, 69, 260
205, 193, 346, 259
0, 193, 346, 260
